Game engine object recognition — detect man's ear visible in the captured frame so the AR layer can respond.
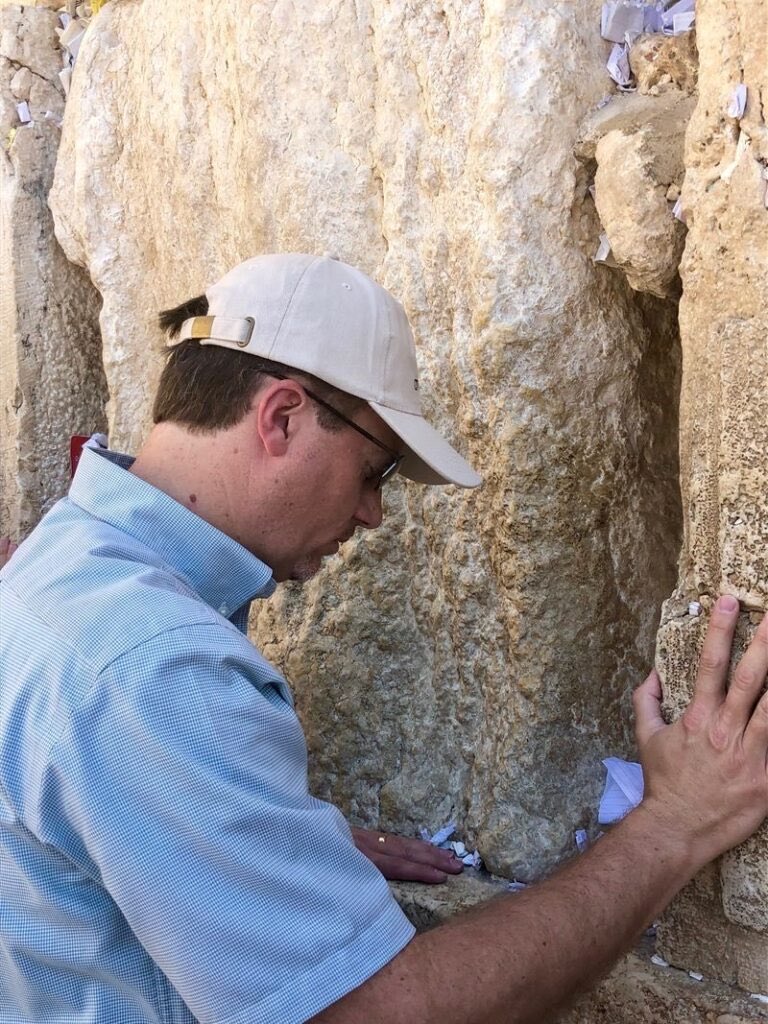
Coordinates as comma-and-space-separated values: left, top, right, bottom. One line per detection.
254, 379, 309, 457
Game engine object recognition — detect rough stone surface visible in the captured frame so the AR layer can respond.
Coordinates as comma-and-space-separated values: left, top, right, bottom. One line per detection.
593, 120, 687, 297
576, 90, 694, 296
0, 0, 762, 1015
0, 4, 106, 536
50, 0, 684, 881
392, 875, 768, 1023
654, 0, 768, 995
629, 30, 699, 96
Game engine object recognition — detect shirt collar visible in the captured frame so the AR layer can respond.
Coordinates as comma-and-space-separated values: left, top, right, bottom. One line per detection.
69, 447, 276, 616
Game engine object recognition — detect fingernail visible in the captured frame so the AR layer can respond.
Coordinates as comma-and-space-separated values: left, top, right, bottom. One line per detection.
717, 595, 739, 612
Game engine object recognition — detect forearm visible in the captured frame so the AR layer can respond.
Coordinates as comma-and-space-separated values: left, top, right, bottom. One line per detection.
320, 599, 768, 1023
315, 805, 697, 1024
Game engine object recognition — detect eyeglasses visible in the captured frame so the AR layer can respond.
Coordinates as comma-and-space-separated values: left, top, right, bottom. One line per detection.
269, 373, 404, 489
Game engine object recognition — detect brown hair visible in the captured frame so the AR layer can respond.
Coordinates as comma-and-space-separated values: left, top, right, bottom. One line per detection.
154, 295, 364, 432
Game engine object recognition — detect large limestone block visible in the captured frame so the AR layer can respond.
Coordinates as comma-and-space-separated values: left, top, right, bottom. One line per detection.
50, 0, 682, 880
0, 4, 106, 536
593, 106, 691, 298
654, 0, 768, 993
576, 90, 695, 297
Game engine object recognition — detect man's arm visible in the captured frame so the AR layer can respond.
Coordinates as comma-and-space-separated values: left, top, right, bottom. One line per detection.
314, 596, 768, 1024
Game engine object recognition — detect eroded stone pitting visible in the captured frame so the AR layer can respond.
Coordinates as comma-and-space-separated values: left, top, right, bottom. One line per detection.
33, 0, 680, 889
653, 0, 768, 991
1, 0, 765, 1017
0, 3, 107, 537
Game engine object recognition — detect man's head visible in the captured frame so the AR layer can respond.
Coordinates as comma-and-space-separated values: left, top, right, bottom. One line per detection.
158, 254, 480, 487
148, 254, 480, 581
154, 294, 369, 435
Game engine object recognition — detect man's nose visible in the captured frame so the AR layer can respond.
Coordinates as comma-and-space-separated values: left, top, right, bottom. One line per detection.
354, 487, 383, 530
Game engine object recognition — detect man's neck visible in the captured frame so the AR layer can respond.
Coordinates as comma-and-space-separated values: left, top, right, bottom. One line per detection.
130, 422, 249, 544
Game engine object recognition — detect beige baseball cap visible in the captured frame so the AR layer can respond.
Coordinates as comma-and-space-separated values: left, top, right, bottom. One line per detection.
177, 253, 481, 487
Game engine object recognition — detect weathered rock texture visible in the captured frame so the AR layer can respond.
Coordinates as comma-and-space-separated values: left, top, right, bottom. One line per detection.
49, 0, 683, 884
576, 90, 694, 298
0, 4, 106, 536
654, 0, 768, 995
629, 30, 699, 97
1, 0, 763, 1016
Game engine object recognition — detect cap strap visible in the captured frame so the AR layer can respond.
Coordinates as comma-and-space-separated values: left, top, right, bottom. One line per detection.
176, 315, 255, 348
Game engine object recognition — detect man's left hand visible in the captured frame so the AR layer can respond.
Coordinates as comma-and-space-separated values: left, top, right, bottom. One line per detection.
351, 828, 463, 884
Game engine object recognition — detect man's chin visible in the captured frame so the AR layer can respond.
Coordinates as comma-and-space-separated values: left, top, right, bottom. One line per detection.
288, 556, 324, 583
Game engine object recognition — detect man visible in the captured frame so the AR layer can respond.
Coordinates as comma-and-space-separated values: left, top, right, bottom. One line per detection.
1, 253, 766, 1024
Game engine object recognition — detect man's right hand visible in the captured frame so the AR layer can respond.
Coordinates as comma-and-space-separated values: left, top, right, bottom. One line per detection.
633, 595, 768, 872
315, 598, 768, 1024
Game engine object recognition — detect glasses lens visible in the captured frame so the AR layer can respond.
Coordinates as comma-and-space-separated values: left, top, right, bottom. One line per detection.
375, 458, 402, 490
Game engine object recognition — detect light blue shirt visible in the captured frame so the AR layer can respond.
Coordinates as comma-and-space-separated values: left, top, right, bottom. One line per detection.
0, 447, 414, 1024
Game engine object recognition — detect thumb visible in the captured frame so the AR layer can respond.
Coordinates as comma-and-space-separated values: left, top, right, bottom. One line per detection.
633, 669, 666, 749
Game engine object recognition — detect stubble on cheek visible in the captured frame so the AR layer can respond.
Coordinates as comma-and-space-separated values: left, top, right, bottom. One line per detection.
289, 556, 323, 583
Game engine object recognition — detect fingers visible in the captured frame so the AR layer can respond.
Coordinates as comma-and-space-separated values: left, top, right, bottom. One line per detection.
739, 615, 768, 757
743, 690, 768, 762
690, 595, 740, 712
0, 536, 18, 570
380, 834, 462, 872
367, 850, 450, 884
633, 669, 665, 750
351, 828, 463, 882
723, 611, 768, 717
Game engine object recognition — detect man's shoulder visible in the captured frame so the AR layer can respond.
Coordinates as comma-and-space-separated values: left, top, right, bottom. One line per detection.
1, 500, 226, 672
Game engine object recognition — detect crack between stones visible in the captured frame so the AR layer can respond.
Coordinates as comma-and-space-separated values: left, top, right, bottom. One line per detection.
4, 58, 62, 93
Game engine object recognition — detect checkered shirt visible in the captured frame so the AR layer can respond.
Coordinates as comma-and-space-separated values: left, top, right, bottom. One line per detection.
0, 447, 414, 1023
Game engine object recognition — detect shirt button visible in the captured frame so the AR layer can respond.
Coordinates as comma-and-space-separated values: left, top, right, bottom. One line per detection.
218, 604, 229, 617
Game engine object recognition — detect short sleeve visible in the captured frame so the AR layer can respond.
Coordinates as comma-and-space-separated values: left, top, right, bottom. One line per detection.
45, 624, 414, 1024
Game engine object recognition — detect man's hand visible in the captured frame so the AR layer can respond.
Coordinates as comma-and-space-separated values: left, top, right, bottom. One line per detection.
0, 537, 18, 570
315, 599, 768, 1024
633, 595, 768, 871
351, 827, 463, 884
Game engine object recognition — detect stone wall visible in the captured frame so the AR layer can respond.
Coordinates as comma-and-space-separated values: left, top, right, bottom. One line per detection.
1, 0, 765, 1018
654, 0, 768, 994
49, 0, 681, 884
0, 3, 106, 535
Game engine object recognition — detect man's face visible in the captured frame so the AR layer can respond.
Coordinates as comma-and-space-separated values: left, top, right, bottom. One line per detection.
265, 403, 402, 584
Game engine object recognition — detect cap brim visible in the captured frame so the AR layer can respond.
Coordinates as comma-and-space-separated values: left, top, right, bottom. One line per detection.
369, 402, 482, 488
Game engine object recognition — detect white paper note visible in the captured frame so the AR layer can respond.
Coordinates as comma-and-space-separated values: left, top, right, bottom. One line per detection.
720, 130, 750, 182
601, 2, 645, 44
426, 821, 456, 846
672, 197, 686, 223
671, 10, 695, 33
726, 84, 747, 118
643, 4, 664, 32
606, 42, 633, 88
598, 757, 644, 823
59, 67, 72, 97
593, 233, 613, 264
661, 0, 695, 34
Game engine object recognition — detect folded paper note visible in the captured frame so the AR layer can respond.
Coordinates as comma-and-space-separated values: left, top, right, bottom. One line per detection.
600, 2, 645, 44
598, 757, 644, 823
726, 84, 747, 119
